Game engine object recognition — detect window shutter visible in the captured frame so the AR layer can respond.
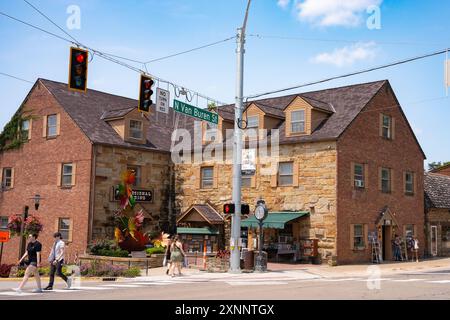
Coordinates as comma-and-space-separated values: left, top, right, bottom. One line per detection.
350, 162, 355, 187
391, 169, 395, 192
391, 118, 396, 140
270, 163, 278, 187
57, 164, 62, 187
292, 161, 299, 187
195, 167, 201, 189
56, 114, 61, 136
350, 224, 355, 250
213, 165, 219, 188
10, 168, 15, 188
28, 119, 32, 140
71, 163, 77, 186
378, 167, 382, 191
42, 115, 48, 137
364, 164, 369, 189
364, 224, 369, 249
379, 114, 383, 137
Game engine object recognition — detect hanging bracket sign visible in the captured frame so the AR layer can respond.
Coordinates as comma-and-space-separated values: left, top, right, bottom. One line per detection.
156, 88, 170, 114
173, 99, 218, 124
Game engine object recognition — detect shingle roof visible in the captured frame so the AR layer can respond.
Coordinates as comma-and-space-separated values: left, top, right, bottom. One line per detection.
177, 204, 224, 225
425, 173, 450, 209
101, 107, 135, 120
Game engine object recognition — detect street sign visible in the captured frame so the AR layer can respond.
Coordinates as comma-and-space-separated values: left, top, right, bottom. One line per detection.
0, 230, 10, 243
242, 148, 256, 176
156, 88, 170, 114
173, 99, 218, 124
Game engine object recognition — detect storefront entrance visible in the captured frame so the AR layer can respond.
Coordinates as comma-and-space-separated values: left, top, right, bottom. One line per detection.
382, 225, 392, 261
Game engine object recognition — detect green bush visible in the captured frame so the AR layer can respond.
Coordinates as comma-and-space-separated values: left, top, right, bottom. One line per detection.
88, 239, 129, 257
97, 248, 129, 257
123, 267, 141, 278
146, 246, 165, 255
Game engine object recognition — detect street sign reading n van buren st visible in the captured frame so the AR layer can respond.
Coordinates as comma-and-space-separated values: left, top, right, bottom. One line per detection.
173, 99, 219, 124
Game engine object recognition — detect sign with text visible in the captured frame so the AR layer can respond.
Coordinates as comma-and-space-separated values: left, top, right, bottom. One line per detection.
113, 187, 154, 203
173, 99, 218, 124
156, 88, 170, 114
0, 230, 10, 243
242, 148, 256, 176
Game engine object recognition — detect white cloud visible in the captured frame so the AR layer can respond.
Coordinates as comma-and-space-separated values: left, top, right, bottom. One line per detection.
277, 0, 291, 9
311, 42, 377, 67
295, 0, 382, 27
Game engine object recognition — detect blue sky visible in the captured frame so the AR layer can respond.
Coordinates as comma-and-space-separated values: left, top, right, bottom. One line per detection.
0, 0, 449, 166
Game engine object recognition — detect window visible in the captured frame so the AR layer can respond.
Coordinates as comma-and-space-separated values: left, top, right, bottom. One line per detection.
129, 120, 143, 139
291, 110, 305, 134
58, 218, 71, 241
242, 175, 252, 188
405, 225, 414, 238
381, 114, 392, 139
246, 116, 259, 129
47, 114, 58, 137
354, 163, 365, 188
0, 216, 8, 230
61, 164, 73, 187
201, 167, 214, 189
1, 168, 12, 188
381, 168, 391, 193
405, 172, 414, 195
278, 162, 294, 186
21, 119, 30, 140
127, 165, 141, 187
353, 224, 365, 249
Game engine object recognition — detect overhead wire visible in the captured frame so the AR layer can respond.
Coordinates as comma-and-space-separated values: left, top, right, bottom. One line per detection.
0, 72, 34, 84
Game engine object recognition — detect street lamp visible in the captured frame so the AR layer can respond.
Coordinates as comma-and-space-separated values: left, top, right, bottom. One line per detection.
254, 199, 268, 272
18, 194, 43, 260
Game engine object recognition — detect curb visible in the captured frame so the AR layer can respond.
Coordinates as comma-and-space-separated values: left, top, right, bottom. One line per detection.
0, 277, 128, 282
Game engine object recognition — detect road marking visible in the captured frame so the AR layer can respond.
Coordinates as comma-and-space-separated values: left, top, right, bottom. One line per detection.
356, 278, 392, 282
101, 284, 142, 288
0, 291, 39, 296
391, 279, 426, 282
71, 286, 111, 290
426, 280, 450, 284
319, 278, 361, 282
226, 281, 289, 286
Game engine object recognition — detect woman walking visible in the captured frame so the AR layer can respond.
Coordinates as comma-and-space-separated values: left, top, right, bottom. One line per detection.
13, 234, 43, 294
168, 235, 186, 277
164, 237, 173, 275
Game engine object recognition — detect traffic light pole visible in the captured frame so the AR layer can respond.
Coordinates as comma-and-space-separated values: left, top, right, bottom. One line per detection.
230, 0, 251, 273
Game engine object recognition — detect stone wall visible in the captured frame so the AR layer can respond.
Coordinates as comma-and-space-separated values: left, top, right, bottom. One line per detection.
426, 208, 450, 257
175, 141, 338, 261
92, 145, 173, 240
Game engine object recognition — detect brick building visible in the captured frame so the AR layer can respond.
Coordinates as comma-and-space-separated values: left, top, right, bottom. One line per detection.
0, 79, 183, 265
175, 80, 426, 264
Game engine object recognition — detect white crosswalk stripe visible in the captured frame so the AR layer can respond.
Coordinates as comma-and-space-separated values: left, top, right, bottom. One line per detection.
426, 280, 450, 284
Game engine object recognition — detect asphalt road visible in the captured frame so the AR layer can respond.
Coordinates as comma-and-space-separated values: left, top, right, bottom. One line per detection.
1, 268, 450, 300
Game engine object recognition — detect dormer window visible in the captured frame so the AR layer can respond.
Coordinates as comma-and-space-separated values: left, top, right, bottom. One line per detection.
291, 110, 305, 134
130, 120, 143, 139
246, 115, 259, 130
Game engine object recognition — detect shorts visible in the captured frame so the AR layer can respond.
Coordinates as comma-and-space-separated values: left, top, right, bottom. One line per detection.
26, 261, 38, 267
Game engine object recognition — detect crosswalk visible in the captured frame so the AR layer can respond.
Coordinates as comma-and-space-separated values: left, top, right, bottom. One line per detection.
2, 272, 450, 297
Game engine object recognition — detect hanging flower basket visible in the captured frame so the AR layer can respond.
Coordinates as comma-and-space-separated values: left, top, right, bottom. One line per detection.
7, 214, 43, 237
7, 214, 22, 237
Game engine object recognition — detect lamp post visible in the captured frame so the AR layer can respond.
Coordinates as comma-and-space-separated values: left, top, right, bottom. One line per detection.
18, 194, 42, 261
254, 199, 268, 272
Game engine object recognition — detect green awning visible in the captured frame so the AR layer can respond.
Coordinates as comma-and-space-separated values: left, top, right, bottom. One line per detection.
176, 227, 220, 235
241, 212, 309, 229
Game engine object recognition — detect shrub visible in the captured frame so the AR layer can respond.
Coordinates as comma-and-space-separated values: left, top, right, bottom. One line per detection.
0, 264, 13, 278
79, 261, 140, 278
97, 248, 129, 258
123, 267, 141, 278
88, 239, 117, 255
146, 246, 165, 255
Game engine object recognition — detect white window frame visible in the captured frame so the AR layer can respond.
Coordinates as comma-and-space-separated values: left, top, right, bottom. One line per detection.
354, 163, 365, 188
2, 168, 12, 189
61, 163, 73, 187
278, 162, 294, 186
47, 114, 58, 137
21, 119, 30, 140
382, 114, 392, 139
246, 116, 259, 129
201, 167, 214, 189
129, 120, 143, 140
291, 110, 305, 134
58, 218, 71, 242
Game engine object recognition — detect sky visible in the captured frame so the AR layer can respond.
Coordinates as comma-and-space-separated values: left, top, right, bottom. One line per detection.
0, 0, 449, 166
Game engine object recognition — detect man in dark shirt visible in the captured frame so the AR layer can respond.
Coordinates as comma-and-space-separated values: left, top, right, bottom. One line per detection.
13, 234, 43, 294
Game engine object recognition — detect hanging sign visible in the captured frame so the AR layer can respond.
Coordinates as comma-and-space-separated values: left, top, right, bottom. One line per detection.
0, 231, 10, 243
242, 148, 256, 176
173, 99, 219, 124
156, 88, 170, 114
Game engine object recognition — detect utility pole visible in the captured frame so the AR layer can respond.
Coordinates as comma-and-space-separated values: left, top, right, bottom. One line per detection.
230, 0, 251, 273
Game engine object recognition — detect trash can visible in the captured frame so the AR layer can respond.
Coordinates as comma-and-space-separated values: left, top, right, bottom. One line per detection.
243, 250, 254, 270
254, 251, 268, 272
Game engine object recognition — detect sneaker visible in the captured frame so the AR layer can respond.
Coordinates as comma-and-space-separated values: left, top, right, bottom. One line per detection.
66, 278, 72, 289
32, 289, 43, 293
44, 286, 53, 291
12, 288, 22, 294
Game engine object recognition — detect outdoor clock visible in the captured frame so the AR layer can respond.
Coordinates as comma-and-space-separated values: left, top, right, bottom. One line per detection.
255, 202, 268, 221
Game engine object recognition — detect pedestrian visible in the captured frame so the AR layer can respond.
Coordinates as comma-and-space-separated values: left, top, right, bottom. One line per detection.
164, 237, 173, 276
168, 235, 186, 278
44, 232, 71, 290
413, 236, 419, 262
13, 234, 43, 294
393, 235, 401, 261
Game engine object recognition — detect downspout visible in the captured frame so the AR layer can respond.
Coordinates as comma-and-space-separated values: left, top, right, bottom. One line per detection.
87, 144, 96, 247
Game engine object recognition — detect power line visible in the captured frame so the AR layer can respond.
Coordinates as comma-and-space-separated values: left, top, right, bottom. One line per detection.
0, 72, 34, 84
246, 48, 450, 100
249, 34, 446, 47
0, 10, 228, 105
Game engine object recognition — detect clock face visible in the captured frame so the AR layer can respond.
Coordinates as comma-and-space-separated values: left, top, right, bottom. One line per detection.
255, 206, 265, 220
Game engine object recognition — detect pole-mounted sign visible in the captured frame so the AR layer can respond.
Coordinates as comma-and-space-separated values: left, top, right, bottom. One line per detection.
173, 99, 218, 124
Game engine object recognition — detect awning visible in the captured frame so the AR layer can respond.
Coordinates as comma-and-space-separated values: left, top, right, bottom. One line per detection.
176, 227, 220, 235
241, 212, 309, 229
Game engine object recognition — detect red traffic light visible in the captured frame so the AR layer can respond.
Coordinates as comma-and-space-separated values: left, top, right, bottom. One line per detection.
224, 203, 235, 214
76, 53, 85, 64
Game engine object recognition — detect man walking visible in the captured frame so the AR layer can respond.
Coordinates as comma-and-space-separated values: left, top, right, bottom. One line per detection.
44, 232, 71, 290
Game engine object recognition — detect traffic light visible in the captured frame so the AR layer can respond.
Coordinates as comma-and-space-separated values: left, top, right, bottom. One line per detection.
68, 47, 88, 92
138, 74, 154, 113
223, 203, 250, 215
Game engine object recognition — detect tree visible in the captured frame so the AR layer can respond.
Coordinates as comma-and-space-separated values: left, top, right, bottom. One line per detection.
428, 161, 450, 171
